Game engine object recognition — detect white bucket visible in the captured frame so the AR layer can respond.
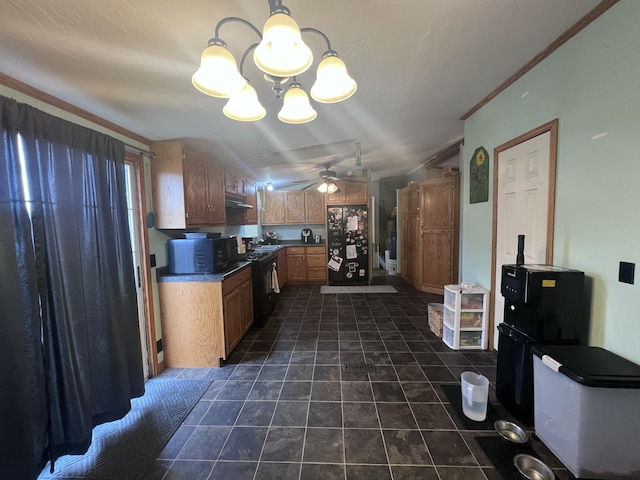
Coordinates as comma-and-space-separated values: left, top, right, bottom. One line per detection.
461, 371, 489, 421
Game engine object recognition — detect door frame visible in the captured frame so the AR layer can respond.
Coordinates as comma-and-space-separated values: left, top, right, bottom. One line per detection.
125, 151, 160, 377
488, 119, 558, 349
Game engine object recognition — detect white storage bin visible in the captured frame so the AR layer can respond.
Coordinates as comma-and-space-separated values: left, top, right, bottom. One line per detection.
442, 324, 454, 349
532, 345, 640, 479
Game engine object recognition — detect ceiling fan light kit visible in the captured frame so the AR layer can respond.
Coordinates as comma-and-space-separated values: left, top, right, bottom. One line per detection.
192, 0, 356, 124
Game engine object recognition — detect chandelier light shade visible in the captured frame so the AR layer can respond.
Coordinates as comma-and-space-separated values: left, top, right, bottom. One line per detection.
192, 0, 356, 123
278, 83, 317, 124
253, 8, 313, 77
223, 83, 266, 121
192, 42, 247, 98
310, 51, 357, 103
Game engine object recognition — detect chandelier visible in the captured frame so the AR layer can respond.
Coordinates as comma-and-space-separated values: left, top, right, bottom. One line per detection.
192, 0, 357, 124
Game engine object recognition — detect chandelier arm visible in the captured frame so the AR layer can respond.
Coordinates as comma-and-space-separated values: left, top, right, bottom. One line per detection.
214, 17, 263, 40
300, 27, 332, 51
238, 43, 259, 77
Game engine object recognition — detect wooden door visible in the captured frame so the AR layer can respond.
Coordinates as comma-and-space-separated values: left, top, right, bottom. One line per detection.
287, 254, 306, 282
183, 151, 209, 226
420, 177, 459, 294
285, 191, 305, 223
240, 280, 254, 331
207, 162, 226, 225
223, 286, 244, 355
305, 190, 325, 223
261, 192, 286, 224
491, 120, 557, 348
245, 182, 258, 224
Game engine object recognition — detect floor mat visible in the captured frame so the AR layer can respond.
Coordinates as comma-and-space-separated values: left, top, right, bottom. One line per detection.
39, 378, 210, 480
320, 285, 398, 294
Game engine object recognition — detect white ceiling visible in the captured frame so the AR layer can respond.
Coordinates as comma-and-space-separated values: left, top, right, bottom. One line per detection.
0, 0, 601, 189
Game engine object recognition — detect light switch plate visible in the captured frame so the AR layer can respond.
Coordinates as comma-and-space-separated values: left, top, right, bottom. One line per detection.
619, 261, 635, 284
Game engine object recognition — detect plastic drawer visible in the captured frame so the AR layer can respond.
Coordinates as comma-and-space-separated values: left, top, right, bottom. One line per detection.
460, 311, 483, 328
460, 293, 484, 309
444, 288, 456, 309
443, 324, 454, 348
459, 331, 482, 347
443, 307, 455, 329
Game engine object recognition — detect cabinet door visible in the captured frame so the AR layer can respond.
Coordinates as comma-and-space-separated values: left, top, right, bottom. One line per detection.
405, 213, 420, 285
278, 250, 288, 287
235, 176, 247, 197
344, 181, 369, 204
285, 191, 305, 224
261, 192, 286, 224
421, 230, 454, 293
305, 190, 325, 223
240, 280, 254, 331
245, 182, 258, 224
183, 152, 210, 226
287, 254, 306, 282
208, 162, 226, 225
223, 287, 244, 355
224, 171, 237, 195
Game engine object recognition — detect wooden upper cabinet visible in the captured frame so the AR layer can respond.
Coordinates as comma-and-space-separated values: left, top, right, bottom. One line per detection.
285, 191, 305, 223
261, 192, 286, 225
244, 182, 258, 224
151, 141, 225, 228
263, 190, 326, 225
224, 169, 247, 198
304, 190, 325, 223
327, 180, 369, 205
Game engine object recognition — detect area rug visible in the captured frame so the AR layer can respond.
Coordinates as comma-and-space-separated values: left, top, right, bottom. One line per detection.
39, 378, 210, 480
321, 285, 397, 294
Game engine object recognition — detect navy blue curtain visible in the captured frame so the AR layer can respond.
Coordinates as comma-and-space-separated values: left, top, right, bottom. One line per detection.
0, 96, 145, 479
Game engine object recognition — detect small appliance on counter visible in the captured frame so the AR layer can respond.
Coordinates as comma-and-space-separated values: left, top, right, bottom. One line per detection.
241, 237, 255, 253
314, 234, 322, 244
263, 231, 278, 245
301, 228, 312, 244
167, 234, 239, 274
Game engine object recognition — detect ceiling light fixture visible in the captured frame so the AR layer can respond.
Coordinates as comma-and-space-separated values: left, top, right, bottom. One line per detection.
317, 181, 339, 194
266, 181, 274, 191
192, 0, 356, 124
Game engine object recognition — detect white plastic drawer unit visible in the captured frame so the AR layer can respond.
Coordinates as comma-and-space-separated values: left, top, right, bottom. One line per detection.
442, 284, 489, 350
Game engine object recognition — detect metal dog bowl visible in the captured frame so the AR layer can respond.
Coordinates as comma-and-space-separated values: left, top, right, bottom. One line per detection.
513, 454, 555, 480
494, 420, 529, 443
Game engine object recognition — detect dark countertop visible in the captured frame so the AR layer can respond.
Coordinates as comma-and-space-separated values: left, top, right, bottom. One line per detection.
156, 261, 252, 283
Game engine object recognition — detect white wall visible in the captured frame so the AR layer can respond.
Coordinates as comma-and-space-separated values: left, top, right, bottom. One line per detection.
460, 1, 640, 363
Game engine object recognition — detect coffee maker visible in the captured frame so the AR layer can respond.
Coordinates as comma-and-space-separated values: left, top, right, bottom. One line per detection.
301, 228, 312, 243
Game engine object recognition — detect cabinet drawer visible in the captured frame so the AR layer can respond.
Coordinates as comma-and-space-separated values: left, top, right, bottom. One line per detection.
222, 266, 252, 295
287, 246, 306, 255
306, 254, 325, 268
307, 267, 327, 281
306, 246, 325, 255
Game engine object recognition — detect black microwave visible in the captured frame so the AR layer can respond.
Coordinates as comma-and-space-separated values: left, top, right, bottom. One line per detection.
167, 235, 238, 274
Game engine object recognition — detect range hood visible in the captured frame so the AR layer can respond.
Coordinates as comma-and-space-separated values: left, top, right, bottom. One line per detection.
225, 197, 253, 209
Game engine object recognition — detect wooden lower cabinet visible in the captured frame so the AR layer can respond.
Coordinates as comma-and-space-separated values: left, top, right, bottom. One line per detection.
286, 246, 327, 284
158, 266, 253, 367
277, 248, 288, 288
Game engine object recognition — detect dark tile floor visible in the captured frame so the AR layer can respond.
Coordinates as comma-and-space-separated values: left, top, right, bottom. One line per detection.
145, 272, 572, 480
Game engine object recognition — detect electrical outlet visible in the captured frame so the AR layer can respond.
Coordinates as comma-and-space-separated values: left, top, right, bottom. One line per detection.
150, 254, 156, 268
619, 261, 635, 284
156, 339, 163, 353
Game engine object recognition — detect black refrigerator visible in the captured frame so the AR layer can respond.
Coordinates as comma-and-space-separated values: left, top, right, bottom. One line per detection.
327, 205, 369, 285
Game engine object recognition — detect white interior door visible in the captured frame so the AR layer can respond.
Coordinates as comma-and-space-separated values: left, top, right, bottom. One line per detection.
492, 123, 557, 349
